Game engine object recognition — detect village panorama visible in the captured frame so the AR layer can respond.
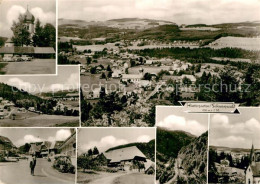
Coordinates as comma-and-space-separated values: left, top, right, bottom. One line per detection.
58, 16, 260, 126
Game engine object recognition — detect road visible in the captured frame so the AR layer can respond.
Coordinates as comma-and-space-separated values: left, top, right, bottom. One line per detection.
87, 173, 128, 184
0, 158, 74, 184
2, 59, 55, 75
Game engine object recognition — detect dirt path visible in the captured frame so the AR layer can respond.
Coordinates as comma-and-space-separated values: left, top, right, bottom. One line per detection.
88, 173, 128, 184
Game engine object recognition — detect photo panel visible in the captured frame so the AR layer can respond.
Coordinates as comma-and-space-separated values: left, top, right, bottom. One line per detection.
0, 0, 57, 75
0, 128, 76, 184
208, 107, 260, 184
77, 127, 156, 184
0, 65, 80, 127
156, 106, 209, 184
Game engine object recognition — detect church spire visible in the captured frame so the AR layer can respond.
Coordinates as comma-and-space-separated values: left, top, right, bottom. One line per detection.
250, 143, 256, 165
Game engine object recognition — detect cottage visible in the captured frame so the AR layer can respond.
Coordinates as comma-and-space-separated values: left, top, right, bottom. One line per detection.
59, 129, 76, 166
104, 146, 147, 172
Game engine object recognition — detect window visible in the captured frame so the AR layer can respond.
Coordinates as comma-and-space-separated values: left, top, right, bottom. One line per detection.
248, 179, 250, 184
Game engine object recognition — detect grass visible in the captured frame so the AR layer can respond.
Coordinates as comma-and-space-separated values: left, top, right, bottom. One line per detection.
0, 63, 7, 74
54, 120, 79, 127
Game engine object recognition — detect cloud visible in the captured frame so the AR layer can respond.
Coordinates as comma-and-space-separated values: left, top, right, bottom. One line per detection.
137, 135, 151, 142
31, 7, 55, 25
55, 129, 71, 141
7, 78, 34, 92
210, 114, 260, 148
15, 129, 71, 147
16, 135, 43, 146
6, 5, 26, 26
157, 115, 207, 136
80, 135, 128, 153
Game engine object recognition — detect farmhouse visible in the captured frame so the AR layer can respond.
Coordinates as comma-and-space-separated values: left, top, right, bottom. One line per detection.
104, 146, 147, 172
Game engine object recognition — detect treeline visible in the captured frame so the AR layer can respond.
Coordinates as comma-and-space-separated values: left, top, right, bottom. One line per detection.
11, 16, 55, 48
130, 47, 260, 61
0, 83, 79, 116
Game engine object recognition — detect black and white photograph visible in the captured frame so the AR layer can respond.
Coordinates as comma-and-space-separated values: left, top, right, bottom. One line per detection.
77, 128, 155, 184
0, 0, 56, 75
58, 0, 260, 127
0, 65, 80, 127
156, 106, 208, 184
0, 128, 76, 184
208, 107, 260, 184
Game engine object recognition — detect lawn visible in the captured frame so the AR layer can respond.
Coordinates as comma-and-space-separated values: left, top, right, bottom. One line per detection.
0, 63, 7, 74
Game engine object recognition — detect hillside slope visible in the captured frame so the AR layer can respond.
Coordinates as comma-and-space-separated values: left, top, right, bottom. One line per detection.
175, 131, 208, 184
0, 135, 16, 151
156, 128, 195, 183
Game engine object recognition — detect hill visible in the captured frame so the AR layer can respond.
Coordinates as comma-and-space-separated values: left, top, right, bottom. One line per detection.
156, 128, 195, 183
105, 139, 155, 161
176, 131, 208, 183
0, 135, 16, 151
0, 83, 46, 107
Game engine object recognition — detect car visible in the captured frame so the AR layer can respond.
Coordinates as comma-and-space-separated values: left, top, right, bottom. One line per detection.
21, 55, 32, 61
12, 55, 23, 62
2, 54, 13, 62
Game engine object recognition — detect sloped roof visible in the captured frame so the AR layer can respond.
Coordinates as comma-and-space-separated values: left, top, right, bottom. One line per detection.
30, 144, 41, 152
104, 146, 146, 163
0, 47, 55, 54
0, 47, 14, 54
22, 9, 35, 22
251, 163, 260, 177
34, 47, 55, 54
50, 141, 64, 149
41, 141, 52, 149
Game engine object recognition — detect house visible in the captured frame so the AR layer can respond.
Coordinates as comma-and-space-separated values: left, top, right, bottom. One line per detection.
103, 146, 147, 172
122, 74, 143, 83
246, 144, 260, 184
29, 143, 41, 157
59, 129, 76, 166
4, 38, 14, 47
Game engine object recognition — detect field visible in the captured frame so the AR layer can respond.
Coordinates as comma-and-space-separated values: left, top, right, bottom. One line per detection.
208, 36, 260, 51
0, 114, 79, 127
0, 59, 56, 75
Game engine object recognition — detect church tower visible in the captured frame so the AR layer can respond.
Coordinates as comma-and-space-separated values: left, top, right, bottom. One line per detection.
249, 144, 256, 166
22, 5, 35, 39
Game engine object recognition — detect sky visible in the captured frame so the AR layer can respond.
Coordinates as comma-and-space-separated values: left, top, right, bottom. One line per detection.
58, 0, 260, 25
209, 108, 260, 149
0, 128, 72, 147
156, 106, 208, 136
0, 66, 79, 94
78, 128, 155, 155
0, 0, 56, 37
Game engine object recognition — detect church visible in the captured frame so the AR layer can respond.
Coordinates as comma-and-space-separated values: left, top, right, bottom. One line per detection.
0, 6, 55, 59
245, 144, 260, 184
